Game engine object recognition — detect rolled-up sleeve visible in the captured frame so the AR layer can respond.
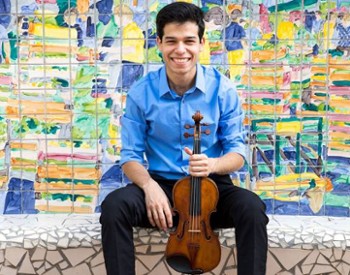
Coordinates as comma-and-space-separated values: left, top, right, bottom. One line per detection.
120, 96, 147, 166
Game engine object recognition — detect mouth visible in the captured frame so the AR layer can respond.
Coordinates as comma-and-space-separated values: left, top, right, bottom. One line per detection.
171, 57, 191, 64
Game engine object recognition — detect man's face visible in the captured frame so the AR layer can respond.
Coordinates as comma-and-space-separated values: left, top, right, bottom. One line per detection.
156, 22, 204, 78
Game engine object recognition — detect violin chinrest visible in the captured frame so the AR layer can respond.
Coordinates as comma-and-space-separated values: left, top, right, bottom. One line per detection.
166, 255, 204, 274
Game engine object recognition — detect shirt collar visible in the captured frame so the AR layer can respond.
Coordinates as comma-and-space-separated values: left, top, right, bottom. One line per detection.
159, 63, 206, 97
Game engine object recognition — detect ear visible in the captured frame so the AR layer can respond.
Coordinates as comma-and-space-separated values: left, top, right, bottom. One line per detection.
156, 36, 162, 48
199, 36, 205, 52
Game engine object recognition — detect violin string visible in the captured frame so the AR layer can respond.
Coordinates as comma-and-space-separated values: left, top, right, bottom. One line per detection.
194, 123, 200, 240
191, 129, 196, 242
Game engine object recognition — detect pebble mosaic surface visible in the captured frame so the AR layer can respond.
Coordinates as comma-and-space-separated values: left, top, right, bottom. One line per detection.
0, 214, 350, 274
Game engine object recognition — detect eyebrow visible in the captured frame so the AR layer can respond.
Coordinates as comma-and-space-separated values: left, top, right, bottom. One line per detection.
163, 36, 198, 40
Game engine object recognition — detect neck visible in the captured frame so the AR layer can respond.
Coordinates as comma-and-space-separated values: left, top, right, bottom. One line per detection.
168, 79, 195, 96
167, 71, 196, 96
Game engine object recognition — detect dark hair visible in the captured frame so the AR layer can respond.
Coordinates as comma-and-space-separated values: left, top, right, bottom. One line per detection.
156, 2, 205, 41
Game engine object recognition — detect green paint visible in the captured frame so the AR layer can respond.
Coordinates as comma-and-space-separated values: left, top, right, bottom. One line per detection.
8, 32, 18, 60
55, 0, 77, 26
302, 103, 318, 111
104, 98, 113, 109
73, 66, 96, 88
319, 2, 336, 14
325, 193, 350, 208
54, 78, 69, 88
296, 133, 301, 174
42, 124, 60, 135
314, 92, 327, 97
73, 140, 83, 147
332, 81, 350, 86
45, 178, 97, 185
35, 52, 68, 58
52, 66, 68, 71
268, 0, 317, 12
329, 49, 345, 57
26, 118, 39, 130
275, 135, 281, 176
43, 193, 93, 203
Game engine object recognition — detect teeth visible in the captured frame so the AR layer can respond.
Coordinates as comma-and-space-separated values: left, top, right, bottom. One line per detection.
173, 58, 189, 63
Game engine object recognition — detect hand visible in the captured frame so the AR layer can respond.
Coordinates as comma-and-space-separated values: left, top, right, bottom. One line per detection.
184, 147, 217, 177
142, 179, 173, 231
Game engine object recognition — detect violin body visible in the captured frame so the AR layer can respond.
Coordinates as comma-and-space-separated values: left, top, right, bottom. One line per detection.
166, 176, 221, 274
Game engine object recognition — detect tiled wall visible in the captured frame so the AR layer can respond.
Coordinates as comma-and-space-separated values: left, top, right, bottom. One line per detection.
0, 0, 349, 217
1, 214, 350, 274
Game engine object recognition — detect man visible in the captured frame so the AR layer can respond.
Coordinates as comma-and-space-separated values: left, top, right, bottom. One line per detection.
100, 2, 269, 275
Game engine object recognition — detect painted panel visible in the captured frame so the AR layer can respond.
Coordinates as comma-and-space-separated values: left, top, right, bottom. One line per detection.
0, 0, 349, 216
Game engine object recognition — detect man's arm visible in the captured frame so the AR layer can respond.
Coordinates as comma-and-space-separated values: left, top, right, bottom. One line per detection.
122, 161, 173, 231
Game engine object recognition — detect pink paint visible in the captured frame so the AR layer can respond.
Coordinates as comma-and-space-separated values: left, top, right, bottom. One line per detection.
259, 4, 271, 33
328, 114, 350, 122
241, 91, 285, 100
329, 86, 350, 95
329, 126, 350, 133
0, 76, 12, 85
38, 152, 98, 161
35, 0, 56, 3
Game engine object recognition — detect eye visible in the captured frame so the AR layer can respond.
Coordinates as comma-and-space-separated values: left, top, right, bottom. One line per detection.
185, 40, 196, 45
165, 40, 176, 45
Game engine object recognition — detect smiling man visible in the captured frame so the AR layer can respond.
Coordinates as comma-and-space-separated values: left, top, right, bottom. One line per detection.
99, 2, 269, 275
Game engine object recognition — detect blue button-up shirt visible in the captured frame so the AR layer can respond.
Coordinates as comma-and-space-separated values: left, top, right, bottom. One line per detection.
120, 64, 246, 180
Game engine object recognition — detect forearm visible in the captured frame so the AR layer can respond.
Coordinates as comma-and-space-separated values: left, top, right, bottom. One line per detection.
122, 161, 155, 190
209, 152, 245, 175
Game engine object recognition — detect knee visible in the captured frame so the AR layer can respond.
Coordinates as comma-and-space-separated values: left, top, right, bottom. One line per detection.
100, 189, 126, 224
239, 192, 268, 225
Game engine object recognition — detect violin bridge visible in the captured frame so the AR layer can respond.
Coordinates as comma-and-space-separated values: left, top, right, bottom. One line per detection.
188, 229, 201, 233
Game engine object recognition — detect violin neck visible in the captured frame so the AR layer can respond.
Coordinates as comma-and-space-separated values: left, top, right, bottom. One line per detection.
190, 123, 202, 215
193, 134, 201, 155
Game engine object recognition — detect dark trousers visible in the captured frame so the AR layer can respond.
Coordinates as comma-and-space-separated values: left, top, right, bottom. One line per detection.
100, 174, 269, 275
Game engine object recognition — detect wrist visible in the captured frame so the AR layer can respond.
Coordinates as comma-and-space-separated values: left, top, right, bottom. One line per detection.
141, 177, 155, 191
209, 158, 219, 174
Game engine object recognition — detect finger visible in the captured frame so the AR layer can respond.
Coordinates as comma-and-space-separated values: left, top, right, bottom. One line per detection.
184, 147, 193, 156
157, 211, 168, 231
152, 210, 162, 229
147, 209, 156, 227
163, 205, 173, 228
191, 164, 206, 172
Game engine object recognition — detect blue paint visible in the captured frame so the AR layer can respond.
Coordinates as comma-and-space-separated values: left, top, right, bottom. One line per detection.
0, 0, 11, 28
201, 0, 223, 6
96, 163, 125, 212
91, 78, 108, 97
117, 62, 144, 89
325, 205, 350, 217
4, 178, 37, 214
224, 22, 245, 51
305, 11, 316, 32
143, 29, 157, 49
96, 0, 113, 25
86, 16, 95, 37
20, 3, 38, 15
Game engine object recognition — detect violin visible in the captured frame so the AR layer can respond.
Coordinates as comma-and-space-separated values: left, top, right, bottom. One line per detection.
165, 111, 221, 274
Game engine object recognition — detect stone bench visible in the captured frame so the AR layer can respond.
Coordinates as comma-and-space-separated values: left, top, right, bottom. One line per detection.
0, 214, 350, 275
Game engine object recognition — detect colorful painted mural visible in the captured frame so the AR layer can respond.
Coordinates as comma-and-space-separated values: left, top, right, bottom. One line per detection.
0, 0, 349, 216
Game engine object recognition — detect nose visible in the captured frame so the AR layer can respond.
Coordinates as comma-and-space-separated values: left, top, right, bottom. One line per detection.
175, 42, 186, 54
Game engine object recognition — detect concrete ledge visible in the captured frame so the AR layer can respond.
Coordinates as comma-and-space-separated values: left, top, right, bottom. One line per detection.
0, 214, 350, 274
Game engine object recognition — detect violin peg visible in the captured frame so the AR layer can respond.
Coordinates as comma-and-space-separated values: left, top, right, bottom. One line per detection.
202, 129, 211, 135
